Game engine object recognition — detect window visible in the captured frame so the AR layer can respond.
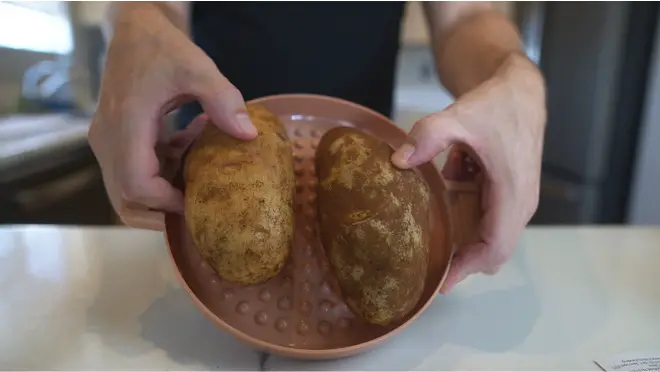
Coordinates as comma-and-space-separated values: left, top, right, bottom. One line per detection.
0, 1, 73, 55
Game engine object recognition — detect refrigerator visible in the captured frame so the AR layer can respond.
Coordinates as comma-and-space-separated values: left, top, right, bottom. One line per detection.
516, 1, 660, 225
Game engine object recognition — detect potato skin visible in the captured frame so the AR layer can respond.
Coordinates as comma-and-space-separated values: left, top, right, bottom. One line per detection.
184, 104, 295, 285
316, 127, 430, 325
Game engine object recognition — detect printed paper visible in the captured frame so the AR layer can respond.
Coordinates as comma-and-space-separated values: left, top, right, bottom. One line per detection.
595, 351, 660, 372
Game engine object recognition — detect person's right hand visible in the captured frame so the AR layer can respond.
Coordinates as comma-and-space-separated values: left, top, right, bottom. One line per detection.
89, 4, 257, 231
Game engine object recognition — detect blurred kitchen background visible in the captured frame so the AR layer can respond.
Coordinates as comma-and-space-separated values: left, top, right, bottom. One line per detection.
0, 1, 658, 226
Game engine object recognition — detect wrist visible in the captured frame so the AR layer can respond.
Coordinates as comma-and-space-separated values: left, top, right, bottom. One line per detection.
496, 53, 546, 103
109, 2, 189, 38
495, 53, 547, 131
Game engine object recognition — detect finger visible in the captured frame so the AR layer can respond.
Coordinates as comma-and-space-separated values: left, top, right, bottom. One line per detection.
440, 206, 517, 295
392, 109, 472, 169
154, 114, 210, 184
119, 114, 185, 214
186, 60, 258, 140
127, 115, 209, 214
121, 172, 184, 214
119, 205, 166, 231
167, 113, 209, 156
475, 183, 521, 268
439, 241, 488, 294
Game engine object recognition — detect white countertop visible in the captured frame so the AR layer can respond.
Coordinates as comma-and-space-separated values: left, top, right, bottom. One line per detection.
1, 225, 659, 371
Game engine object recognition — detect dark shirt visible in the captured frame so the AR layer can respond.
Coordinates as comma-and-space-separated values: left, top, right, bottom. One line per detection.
177, 1, 406, 128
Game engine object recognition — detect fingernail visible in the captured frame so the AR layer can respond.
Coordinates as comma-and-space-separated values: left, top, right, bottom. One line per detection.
235, 113, 258, 137
392, 143, 416, 167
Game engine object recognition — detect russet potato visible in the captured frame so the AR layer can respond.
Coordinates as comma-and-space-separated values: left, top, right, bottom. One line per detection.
316, 127, 431, 325
184, 104, 295, 285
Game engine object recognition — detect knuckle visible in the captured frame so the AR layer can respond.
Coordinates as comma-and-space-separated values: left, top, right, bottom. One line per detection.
118, 213, 133, 227
513, 180, 541, 222
487, 245, 511, 270
119, 177, 145, 203
118, 212, 144, 229
528, 182, 541, 216
87, 117, 103, 146
115, 201, 133, 224
212, 82, 243, 103
409, 116, 446, 149
412, 113, 442, 135
189, 73, 235, 101
527, 194, 540, 219
224, 83, 243, 99
175, 63, 202, 88
482, 264, 502, 276
173, 54, 210, 87
178, 56, 233, 95
87, 120, 112, 165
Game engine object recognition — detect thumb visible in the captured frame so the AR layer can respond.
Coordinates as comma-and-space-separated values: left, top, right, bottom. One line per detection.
392, 109, 471, 169
187, 62, 258, 140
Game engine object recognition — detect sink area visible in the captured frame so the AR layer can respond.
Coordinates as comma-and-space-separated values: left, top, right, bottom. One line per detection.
0, 114, 90, 173
0, 113, 114, 226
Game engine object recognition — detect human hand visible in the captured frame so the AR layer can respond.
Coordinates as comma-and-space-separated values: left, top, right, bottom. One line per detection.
391, 54, 546, 293
88, 4, 257, 231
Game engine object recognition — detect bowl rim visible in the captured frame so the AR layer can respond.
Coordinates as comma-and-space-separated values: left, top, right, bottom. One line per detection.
164, 93, 454, 358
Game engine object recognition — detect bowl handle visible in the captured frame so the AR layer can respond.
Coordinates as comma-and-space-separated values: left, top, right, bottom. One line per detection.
441, 147, 483, 250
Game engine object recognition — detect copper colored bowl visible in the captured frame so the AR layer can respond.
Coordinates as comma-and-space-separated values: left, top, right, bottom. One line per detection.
164, 94, 482, 360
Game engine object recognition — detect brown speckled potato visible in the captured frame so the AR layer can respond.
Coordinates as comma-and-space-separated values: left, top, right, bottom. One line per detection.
183, 104, 295, 285
316, 127, 430, 325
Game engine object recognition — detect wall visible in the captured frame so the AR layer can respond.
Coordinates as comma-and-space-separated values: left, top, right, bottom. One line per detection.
0, 1, 72, 113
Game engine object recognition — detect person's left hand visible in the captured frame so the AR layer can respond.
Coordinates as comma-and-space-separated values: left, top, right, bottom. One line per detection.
391, 54, 547, 294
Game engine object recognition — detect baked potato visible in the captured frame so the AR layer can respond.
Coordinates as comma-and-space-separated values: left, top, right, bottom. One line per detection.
316, 127, 431, 325
184, 104, 295, 285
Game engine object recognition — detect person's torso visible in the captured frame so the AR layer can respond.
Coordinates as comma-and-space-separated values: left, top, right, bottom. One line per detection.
179, 2, 406, 127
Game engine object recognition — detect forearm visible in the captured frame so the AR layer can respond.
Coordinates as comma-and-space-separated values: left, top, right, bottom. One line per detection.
103, 1, 190, 43
425, 4, 541, 97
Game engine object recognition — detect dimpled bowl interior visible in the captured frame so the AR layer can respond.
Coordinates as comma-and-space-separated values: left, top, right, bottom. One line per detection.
164, 94, 457, 360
